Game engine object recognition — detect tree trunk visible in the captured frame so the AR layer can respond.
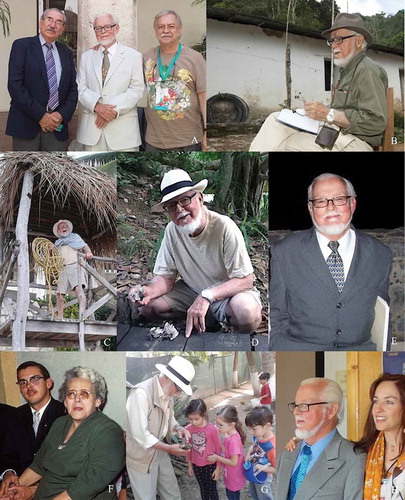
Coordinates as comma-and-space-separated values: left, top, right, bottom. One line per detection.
232, 351, 239, 388
260, 352, 275, 376
12, 171, 34, 351
246, 352, 260, 395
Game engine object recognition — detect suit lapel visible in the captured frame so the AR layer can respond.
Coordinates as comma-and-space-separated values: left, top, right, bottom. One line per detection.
300, 229, 341, 295
299, 432, 345, 498
32, 35, 48, 84
92, 48, 103, 90
56, 42, 67, 89
278, 447, 300, 499
340, 230, 369, 299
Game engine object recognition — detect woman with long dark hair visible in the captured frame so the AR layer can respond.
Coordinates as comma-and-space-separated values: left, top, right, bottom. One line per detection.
355, 373, 405, 500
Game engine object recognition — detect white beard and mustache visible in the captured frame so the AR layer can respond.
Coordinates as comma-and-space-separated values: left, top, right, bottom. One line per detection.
175, 207, 205, 236
295, 409, 327, 440
311, 210, 352, 236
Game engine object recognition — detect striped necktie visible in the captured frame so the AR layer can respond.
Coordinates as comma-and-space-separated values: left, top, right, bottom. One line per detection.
33, 411, 41, 436
327, 240, 345, 292
45, 43, 59, 111
288, 445, 312, 499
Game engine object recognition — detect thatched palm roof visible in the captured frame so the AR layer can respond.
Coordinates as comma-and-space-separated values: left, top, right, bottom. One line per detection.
0, 152, 116, 255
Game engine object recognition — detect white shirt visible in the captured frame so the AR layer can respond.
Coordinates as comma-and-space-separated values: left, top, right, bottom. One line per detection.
99, 41, 118, 68
316, 228, 356, 280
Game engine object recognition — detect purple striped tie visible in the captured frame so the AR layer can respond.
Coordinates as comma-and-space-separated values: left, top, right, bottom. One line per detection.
45, 43, 59, 111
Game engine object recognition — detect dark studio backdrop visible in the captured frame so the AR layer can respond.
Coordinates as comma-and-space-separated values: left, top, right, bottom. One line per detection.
268, 152, 405, 231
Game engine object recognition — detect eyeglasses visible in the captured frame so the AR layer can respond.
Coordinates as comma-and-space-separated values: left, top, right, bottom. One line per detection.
327, 34, 357, 46
309, 196, 351, 208
43, 16, 64, 26
163, 192, 198, 213
66, 390, 93, 400
288, 402, 330, 412
16, 375, 45, 387
94, 24, 117, 33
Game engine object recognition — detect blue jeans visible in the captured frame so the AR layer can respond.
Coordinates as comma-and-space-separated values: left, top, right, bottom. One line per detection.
248, 478, 274, 500
225, 488, 240, 500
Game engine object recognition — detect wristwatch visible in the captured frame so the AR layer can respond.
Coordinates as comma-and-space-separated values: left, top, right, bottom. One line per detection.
201, 289, 214, 304
326, 108, 335, 125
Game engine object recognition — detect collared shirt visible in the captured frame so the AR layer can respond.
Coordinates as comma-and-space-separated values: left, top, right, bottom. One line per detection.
292, 429, 336, 475
316, 228, 356, 280
331, 51, 388, 147
39, 33, 62, 85
99, 41, 118, 68
30, 396, 52, 423
127, 377, 178, 449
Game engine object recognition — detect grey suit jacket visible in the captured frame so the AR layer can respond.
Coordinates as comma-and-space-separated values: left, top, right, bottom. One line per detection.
275, 431, 366, 499
269, 227, 392, 351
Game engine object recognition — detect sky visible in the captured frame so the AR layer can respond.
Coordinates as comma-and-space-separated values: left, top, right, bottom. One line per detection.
335, 0, 403, 16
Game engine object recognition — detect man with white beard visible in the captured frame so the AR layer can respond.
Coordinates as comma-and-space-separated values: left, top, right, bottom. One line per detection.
269, 173, 393, 351
250, 14, 388, 151
275, 378, 365, 499
128, 169, 262, 337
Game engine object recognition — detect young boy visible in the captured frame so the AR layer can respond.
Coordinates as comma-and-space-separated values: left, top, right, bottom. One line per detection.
245, 406, 276, 500
258, 372, 272, 409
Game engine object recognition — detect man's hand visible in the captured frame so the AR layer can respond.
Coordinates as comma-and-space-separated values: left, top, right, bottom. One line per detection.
128, 285, 150, 307
176, 426, 191, 442
84, 251, 93, 260
0, 472, 18, 496
39, 113, 59, 132
168, 443, 191, 457
2, 485, 35, 500
94, 103, 117, 122
185, 295, 211, 337
303, 101, 329, 122
95, 116, 109, 129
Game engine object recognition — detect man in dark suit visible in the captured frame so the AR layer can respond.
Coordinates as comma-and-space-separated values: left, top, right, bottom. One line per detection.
6, 8, 78, 151
0, 361, 65, 491
276, 378, 365, 499
269, 172, 393, 351
0, 404, 23, 477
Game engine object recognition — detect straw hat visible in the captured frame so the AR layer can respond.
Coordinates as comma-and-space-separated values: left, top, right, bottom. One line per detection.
321, 13, 373, 45
53, 219, 73, 237
151, 169, 208, 212
156, 356, 195, 395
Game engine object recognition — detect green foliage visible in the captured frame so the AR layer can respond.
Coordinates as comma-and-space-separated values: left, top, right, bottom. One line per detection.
208, 0, 403, 47
393, 111, 404, 144
117, 222, 154, 259
0, 0, 11, 37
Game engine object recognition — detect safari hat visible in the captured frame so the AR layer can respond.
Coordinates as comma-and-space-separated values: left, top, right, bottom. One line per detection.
321, 13, 373, 45
156, 355, 195, 395
151, 169, 208, 212
53, 219, 73, 237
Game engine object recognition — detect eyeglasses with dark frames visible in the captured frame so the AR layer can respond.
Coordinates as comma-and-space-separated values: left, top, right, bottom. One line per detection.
327, 34, 357, 46
288, 401, 330, 412
309, 196, 351, 208
163, 192, 198, 213
66, 389, 93, 400
94, 24, 117, 33
16, 375, 45, 387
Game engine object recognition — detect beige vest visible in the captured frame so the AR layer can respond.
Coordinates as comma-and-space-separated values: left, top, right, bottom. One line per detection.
126, 375, 174, 473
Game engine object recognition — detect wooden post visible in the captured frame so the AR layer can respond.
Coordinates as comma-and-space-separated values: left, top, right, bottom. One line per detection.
12, 171, 34, 351
77, 254, 86, 351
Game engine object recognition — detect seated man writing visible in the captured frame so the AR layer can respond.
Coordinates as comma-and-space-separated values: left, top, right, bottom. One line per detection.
128, 169, 262, 337
250, 13, 388, 152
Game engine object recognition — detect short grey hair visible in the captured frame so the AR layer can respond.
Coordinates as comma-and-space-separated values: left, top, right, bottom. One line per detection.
154, 10, 182, 28
93, 12, 119, 26
41, 8, 66, 25
308, 173, 357, 201
300, 377, 345, 423
59, 366, 107, 405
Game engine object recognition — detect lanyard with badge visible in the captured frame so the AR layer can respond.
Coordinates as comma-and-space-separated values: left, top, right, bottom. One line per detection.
154, 43, 182, 110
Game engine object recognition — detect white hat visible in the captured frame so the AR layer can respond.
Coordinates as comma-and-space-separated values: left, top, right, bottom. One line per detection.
156, 355, 195, 395
151, 169, 208, 212
53, 219, 73, 237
